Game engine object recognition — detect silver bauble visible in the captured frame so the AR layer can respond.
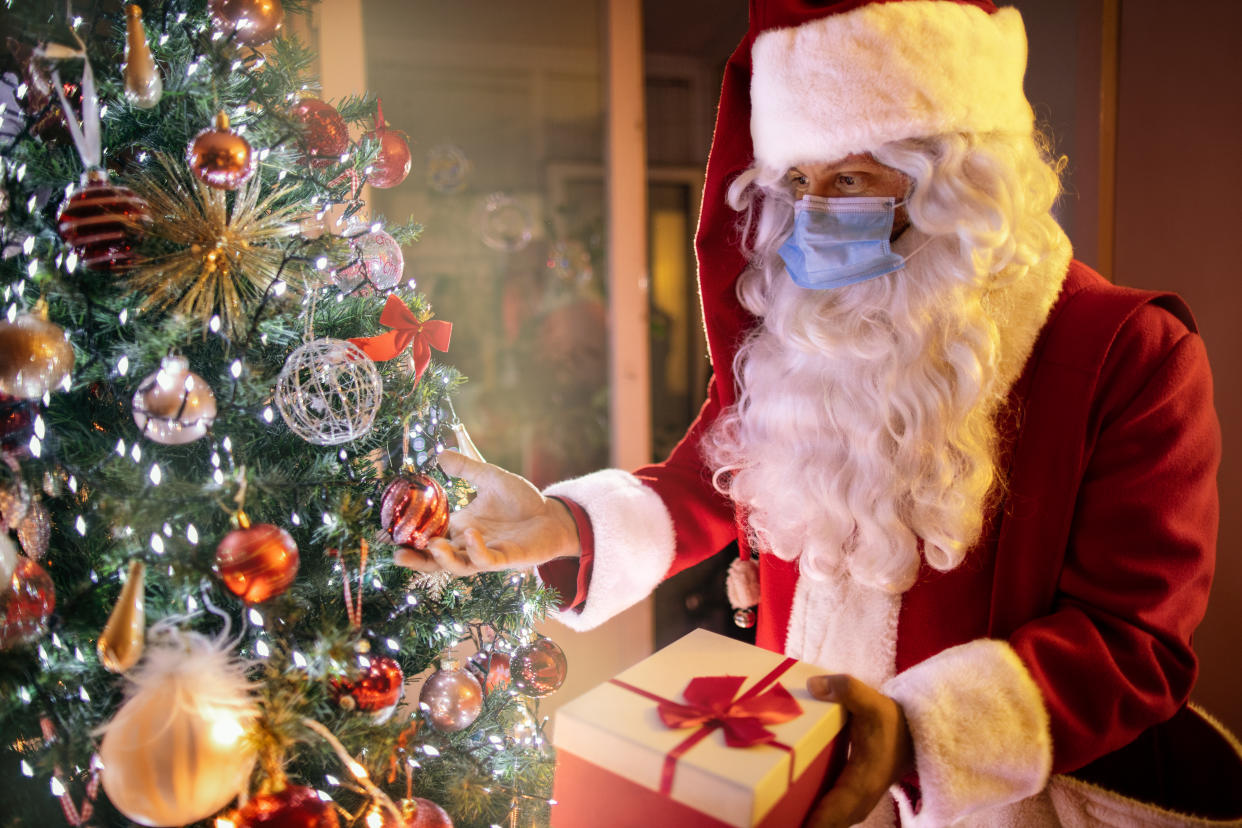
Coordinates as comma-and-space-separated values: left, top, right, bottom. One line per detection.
510, 636, 567, 698
131, 356, 216, 445
333, 228, 404, 293
419, 661, 483, 732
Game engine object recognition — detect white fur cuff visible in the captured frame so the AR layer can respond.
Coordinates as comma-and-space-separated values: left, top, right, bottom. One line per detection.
882, 639, 1052, 826
543, 469, 675, 631
751, 3, 1033, 168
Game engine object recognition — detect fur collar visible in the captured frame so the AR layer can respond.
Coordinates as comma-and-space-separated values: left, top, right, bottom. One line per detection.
984, 226, 1074, 397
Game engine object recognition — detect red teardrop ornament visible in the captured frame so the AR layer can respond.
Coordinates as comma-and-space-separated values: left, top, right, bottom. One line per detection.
363, 100, 410, 189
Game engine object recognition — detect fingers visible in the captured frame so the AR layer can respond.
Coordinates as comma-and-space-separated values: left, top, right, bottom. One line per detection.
807, 674, 866, 710
393, 531, 504, 576
803, 675, 911, 828
435, 449, 487, 482
392, 545, 440, 572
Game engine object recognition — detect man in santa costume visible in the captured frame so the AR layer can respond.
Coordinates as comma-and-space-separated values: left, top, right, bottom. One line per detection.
400, 1, 1238, 824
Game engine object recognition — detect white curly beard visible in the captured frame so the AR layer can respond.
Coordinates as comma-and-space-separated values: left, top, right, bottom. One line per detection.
704, 231, 1005, 594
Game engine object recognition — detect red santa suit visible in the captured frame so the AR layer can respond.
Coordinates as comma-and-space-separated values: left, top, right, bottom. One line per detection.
538, 1, 1231, 824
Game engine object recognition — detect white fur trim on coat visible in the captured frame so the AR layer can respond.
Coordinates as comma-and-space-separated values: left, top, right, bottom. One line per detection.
882, 639, 1052, 826
751, 2, 1033, 169
542, 469, 675, 631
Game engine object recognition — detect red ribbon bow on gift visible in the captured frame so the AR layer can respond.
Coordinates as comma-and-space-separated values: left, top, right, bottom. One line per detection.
657, 674, 803, 747
348, 295, 452, 384
611, 659, 804, 796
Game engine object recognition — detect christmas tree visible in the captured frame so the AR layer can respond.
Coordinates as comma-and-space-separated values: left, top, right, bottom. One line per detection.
0, 3, 563, 827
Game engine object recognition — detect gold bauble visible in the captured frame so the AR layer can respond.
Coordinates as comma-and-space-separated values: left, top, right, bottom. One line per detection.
0, 305, 74, 399
98, 560, 146, 673
186, 112, 255, 191
209, 0, 285, 47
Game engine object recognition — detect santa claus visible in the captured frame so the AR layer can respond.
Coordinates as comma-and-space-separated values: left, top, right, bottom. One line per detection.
398, 1, 1238, 825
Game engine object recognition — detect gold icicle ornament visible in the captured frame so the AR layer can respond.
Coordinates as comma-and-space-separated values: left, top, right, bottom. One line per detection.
97, 559, 146, 673
123, 4, 162, 109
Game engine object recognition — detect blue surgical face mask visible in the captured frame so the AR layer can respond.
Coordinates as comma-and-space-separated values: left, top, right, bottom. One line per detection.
777, 195, 911, 290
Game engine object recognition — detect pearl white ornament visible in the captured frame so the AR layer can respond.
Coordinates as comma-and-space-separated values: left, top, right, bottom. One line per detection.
131, 356, 216, 445
97, 624, 257, 827
274, 338, 382, 446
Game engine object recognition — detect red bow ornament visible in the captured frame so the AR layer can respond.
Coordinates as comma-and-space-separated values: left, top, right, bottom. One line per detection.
658, 674, 803, 747
349, 295, 452, 385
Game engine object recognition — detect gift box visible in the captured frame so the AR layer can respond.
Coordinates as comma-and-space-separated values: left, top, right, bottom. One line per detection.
551, 628, 847, 828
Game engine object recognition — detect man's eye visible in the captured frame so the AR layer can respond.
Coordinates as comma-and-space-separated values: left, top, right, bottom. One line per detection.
787, 171, 808, 188
837, 173, 861, 190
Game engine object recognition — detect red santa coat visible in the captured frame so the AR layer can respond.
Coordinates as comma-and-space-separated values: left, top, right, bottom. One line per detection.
537, 1, 1230, 821
545, 260, 1224, 825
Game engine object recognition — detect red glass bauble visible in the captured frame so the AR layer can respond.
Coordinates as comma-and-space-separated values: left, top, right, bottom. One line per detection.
289, 98, 349, 167
0, 392, 37, 457
187, 112, 256, 190
331, 655, 404, 722
233, 785, 338, 828
510, 637, 567, 698
419, 664, 482, 732
215, 522, 299, 603
380, 473, 448, 551
467, 649, 511, 697
209, 0, 285, 47
363, 100, 410, 189
0, 556, 55, 649
400, 798, 453, 828
56, 170, 149, 272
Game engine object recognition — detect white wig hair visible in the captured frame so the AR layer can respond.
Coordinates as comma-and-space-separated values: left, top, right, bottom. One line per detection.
702, 130, 1065, 593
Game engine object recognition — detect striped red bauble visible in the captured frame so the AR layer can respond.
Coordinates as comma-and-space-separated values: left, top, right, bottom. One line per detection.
56, 170, 149, 272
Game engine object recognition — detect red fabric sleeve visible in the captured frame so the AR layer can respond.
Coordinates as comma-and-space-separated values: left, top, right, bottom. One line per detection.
537, 496, 595, 612
630, 377, 741, 579
1009, 305, 1220, 773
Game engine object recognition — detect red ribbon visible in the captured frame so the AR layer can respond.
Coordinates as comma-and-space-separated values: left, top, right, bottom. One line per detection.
610, 657, 802, 796
349, 294, 452, 384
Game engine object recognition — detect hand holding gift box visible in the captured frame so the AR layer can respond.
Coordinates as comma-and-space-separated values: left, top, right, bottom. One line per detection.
552, 629, 849, 828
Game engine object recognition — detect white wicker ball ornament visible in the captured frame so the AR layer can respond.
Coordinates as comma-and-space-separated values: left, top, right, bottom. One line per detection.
275, 338, 382, 446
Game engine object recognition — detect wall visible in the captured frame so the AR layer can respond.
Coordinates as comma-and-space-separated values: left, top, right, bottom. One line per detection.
1112, 1, 1242, 734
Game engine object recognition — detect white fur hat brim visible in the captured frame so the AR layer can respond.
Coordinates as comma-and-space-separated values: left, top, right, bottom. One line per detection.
751, 1, 1034, 169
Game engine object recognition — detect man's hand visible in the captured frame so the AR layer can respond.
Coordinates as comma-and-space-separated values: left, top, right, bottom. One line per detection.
392, 450, 581, 576
804, 674, 914, 828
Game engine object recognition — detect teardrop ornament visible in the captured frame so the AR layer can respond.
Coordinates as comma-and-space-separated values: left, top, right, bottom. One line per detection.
98, 559, 146, 673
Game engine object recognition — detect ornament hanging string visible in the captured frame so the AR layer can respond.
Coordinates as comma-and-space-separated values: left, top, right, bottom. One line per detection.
301, 718, 403, 823
49, 32, 99, 169
39, 718, 99, 827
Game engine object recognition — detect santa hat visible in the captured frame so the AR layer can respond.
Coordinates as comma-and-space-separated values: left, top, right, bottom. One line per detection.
694, 0, 1031, 404
751, 1, 1033, 169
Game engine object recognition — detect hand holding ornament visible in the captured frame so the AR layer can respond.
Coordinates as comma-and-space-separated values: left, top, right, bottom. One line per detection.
392, 450, 579, 576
